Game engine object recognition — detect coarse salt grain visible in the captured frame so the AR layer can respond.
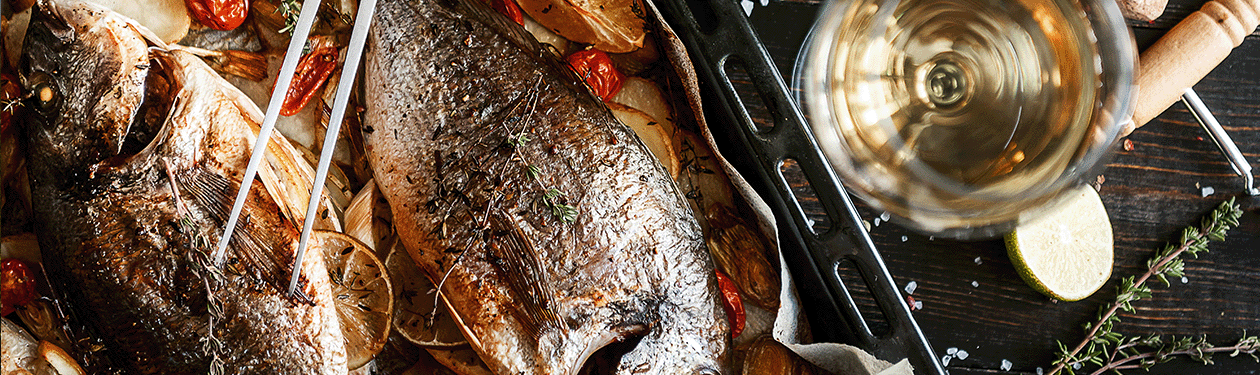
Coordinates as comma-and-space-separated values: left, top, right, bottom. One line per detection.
905, 281, 918, 295
971, 281, 979, 288
956, 350, 968, 360
880, 211, 891, 221
941, 355, 951, 366
913, 300, 923, 310
974, 256, 983, 265
946, 347, 958, 355
1001, 359, 1013, 371
1201, 186, 1215, 197
1181, 276, 1189, 283
901, 235, 908, 242
1037, 367, 1044, 375
874, 218, 882, 227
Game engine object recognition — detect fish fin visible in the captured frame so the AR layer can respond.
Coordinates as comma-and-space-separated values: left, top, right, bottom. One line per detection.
198, 50, 340, 233
174, 166, 308, 298
486, 211, 563, 340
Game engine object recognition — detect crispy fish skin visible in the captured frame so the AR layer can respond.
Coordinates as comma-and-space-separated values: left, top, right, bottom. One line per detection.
364, 0, 729, 374
17, 1, 346, 373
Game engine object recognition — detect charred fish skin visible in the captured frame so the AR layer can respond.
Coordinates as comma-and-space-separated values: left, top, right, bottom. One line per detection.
365, 0, 730, 373
18, 1, 348, 373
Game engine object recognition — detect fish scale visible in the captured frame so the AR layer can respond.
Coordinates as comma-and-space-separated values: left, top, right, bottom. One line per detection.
363, 0, 730, 373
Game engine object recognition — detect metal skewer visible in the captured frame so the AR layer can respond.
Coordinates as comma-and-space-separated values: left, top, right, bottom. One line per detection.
1181, 88, 1259, 196
212, 0, 326, 265
288, 0, 378, 296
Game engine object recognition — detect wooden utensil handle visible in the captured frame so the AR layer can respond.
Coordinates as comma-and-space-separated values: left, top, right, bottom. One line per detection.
1119, 0, 1170, 22
1129, 0, 1260, 132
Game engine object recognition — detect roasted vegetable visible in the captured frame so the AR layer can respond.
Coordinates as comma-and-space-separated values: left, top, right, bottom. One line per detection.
716, 270, 746, 338
515, 0, 646, 53
1, 258, 37, 316
184, 0, 250, 30
92, 0, 192, 42
566, 49, 624, 101
282, 40, 340, 116
741, 336, 819, 375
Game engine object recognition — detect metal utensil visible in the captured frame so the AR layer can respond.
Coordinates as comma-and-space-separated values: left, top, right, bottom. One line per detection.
1181, 88, 1259, 196
288, 0, 379, 296
212, 0, 326, 265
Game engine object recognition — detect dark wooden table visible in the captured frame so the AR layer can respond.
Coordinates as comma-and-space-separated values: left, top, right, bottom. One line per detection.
733, 1, 1260, 374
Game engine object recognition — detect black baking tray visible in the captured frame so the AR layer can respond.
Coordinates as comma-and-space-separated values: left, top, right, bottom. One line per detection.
654, 0, 948, 373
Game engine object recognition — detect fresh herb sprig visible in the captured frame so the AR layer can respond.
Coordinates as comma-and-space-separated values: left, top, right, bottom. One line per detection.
275, 0, 302, 34
165, 160, 226, 375
1049, 198, 1247, 375
1075, 334, 1259, 374
498, 80, 578, 224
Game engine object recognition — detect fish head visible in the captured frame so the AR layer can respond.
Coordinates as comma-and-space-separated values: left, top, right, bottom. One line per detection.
611, 299, 732, 375
19, 0, 150, 177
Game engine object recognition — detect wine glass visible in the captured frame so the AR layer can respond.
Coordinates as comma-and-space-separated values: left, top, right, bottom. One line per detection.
795, 0, 1136, 238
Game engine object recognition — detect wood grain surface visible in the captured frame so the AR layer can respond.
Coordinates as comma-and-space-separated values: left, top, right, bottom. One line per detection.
736, 1, 1260, 374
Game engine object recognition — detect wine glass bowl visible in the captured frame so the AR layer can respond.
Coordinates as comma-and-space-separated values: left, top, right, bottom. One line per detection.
797, 0, 1136, 238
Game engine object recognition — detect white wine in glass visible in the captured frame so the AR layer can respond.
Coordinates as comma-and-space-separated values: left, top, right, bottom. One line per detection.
799, 0, 1135, 238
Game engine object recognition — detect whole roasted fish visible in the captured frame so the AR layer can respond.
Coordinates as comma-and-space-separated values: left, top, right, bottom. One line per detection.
17, 0, 348, 373
364, 0, 730, 373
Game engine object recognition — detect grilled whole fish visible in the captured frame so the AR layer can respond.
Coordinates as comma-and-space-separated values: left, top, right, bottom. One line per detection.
17, 0, 348, 373
364, 0, 730, 373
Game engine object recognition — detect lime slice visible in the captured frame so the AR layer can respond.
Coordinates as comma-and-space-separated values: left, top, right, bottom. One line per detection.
314, 231, 394, 369
384, 241, 469, 348
1005, 186, 1113, 301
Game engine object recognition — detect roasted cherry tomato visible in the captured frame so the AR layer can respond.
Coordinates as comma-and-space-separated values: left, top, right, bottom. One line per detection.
715, 270, 745, 338
185, 0, 250, 31
565, 49, 624, 102
489, 0, 523, 25
2, 259, 38, 316
280, 46, 339, 116
1, 74, 21, 135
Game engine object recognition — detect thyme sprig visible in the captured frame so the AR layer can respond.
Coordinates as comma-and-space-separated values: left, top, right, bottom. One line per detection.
275, 0, 302, 34
178, 216, 227, 375
1049, 198, 1246, 375
1075, 333, 1260, 375
497, 80, 578, 224
166, 160, 226, 375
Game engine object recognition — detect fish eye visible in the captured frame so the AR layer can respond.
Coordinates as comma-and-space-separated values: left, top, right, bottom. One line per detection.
27, 72, 61, 113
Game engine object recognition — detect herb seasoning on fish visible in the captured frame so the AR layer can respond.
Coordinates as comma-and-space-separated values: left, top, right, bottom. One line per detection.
17, 0, 351, 373
364, 0, 731, 373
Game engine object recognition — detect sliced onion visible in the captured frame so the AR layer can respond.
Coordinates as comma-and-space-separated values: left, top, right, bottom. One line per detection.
344, 179, 394, 258
2, 317, 39, 372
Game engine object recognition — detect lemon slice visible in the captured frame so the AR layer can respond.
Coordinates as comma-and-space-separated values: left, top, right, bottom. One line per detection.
426, 347, 494, 375
314, 231, 394, 369
384, 241, 470, 348
1005, 186, 1113, 301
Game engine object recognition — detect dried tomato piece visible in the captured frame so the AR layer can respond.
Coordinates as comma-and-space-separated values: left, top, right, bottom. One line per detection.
489, 0, 523, 25
280, 45, 339, 116
184, 0, 250, 31
715, 270, 745, 338
565, 49, 624, 102
2, 259, 38, 316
